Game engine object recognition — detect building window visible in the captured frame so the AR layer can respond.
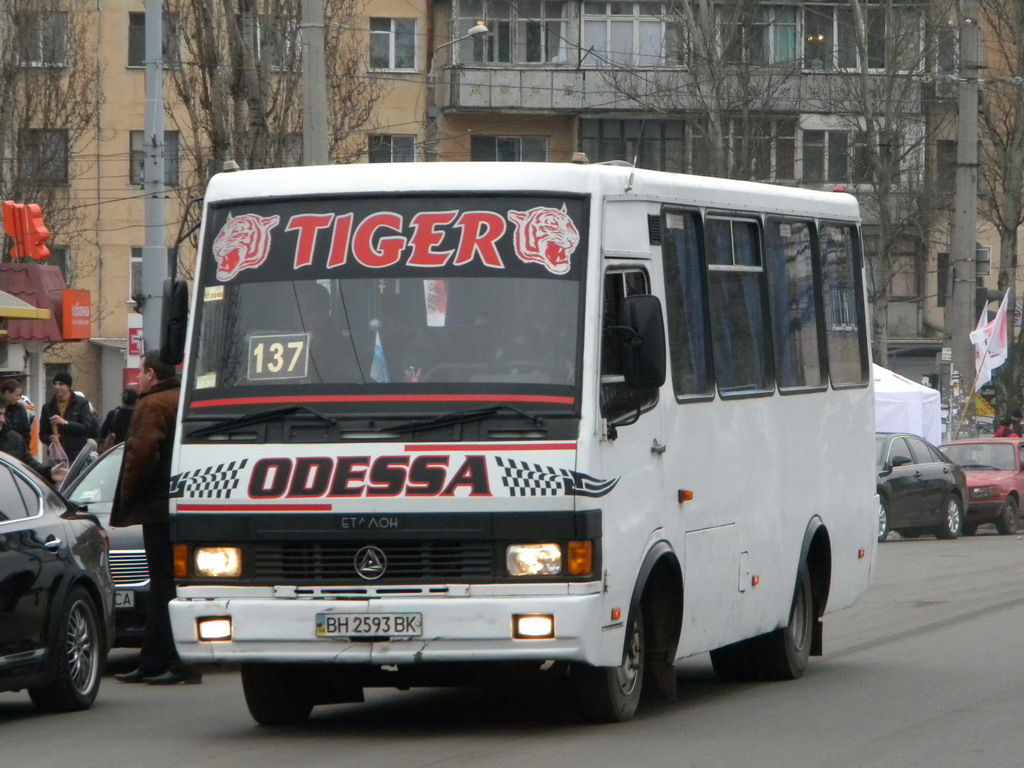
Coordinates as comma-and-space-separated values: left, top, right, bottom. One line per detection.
369, 135, 416, 163
722, 5, 798, 66
17, 11, 68, 67
470, 136, 547, 161
127, 12, 180, 69
803, 4, 918, 72
582, 119, 685, 171
582, 1, 676, 67
729, 117, 796, 180
457, 1, 568, 65
802, 129, 854, 184
370, 18, 416, 70
25, 130, 69, 185
130, 249, 143, 307
130, 131, 180, 186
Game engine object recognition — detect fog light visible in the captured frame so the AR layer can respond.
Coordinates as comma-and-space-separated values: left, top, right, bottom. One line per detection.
513, 614, 554, 639
194, 546, 242, 578
197, 616, 232, 641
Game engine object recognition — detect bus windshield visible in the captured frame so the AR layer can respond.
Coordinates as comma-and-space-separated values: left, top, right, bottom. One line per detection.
186, 194, 587, 415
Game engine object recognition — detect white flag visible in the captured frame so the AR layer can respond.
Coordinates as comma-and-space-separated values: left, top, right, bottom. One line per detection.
369, 331, 390, 383
969, 290, 1010, 386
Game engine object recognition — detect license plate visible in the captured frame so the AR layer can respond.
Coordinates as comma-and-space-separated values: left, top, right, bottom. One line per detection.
115, 590, 135, 608
316, 612, 422, 638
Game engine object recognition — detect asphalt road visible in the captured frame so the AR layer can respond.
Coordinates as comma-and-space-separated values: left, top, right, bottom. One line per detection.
3, 530, 1023, 768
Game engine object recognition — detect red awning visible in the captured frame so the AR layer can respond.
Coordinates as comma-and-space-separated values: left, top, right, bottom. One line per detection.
0, 263, 66, 342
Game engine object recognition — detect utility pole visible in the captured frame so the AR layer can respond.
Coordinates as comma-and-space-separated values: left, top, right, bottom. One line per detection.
141, 0, 167, 351
301, 0, 329, 166
943, 0, 981, 439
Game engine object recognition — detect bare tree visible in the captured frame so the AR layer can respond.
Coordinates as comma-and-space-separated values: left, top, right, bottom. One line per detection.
0, 3, 101, 279
163, 0, 386, 273
978, 0, 1024, 418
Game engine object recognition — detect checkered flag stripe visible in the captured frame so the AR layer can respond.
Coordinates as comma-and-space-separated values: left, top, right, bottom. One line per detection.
494, 457, 618, 498
496, 457, 568, 497
170, 459, 248, 499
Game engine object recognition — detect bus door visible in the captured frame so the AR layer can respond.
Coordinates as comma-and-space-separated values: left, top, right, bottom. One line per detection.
596, 267, 666, 590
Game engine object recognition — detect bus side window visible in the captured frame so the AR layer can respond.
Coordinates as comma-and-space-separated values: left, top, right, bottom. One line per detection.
601, 270, 658, 422
764, 217, 827, 391
705, 217, 773, 395
662, 208, 713, 399
819, 223, 869, 386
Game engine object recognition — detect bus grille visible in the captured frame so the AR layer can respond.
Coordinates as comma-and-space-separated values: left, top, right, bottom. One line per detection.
110, 550, 150, 587
251, 541, 494, 583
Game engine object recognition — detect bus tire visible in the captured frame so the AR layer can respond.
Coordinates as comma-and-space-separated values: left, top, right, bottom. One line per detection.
28, 586, 103, 712
241, 663, 314, 726
572, 611, 644, 723
756, 563, 813, 681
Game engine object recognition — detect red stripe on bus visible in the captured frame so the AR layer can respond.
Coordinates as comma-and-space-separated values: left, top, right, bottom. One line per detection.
404, 443, 576, 452
189, 394, 575, 408
176, 503, 332, 511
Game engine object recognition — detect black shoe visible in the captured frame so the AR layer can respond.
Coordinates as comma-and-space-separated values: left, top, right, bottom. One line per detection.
144, 666, 203, 685
114, 668, 150, 683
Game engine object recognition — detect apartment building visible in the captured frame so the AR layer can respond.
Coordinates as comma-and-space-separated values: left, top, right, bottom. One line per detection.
2, 0, 1011, 411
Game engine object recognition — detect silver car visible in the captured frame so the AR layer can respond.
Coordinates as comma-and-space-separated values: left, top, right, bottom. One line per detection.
60, 444, 148, 647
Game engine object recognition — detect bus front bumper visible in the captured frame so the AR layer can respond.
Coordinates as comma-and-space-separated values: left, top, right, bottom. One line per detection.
169, 584, 619, 667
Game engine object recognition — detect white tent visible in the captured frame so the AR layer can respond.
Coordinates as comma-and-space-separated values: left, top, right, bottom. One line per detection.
873, 364, 942, 445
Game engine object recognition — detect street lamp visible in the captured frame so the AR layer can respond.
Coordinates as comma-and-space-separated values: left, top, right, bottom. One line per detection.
426, 21, 489, 162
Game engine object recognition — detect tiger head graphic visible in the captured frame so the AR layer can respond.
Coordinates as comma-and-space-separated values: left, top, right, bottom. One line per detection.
507, 205, 580, 276
212, 212, 280, 282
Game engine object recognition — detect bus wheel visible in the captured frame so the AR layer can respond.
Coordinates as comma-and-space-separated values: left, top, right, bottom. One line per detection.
572, 611, 644, 723
241, 663, 314, 726
756, 563, 813, 681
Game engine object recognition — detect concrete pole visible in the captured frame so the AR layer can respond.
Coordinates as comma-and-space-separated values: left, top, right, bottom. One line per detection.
141, 0, 167, 352
943, 0, 981, 439
302, 0, 329, 166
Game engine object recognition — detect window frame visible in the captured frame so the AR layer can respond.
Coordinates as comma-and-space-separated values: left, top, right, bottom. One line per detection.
469, 135, 548, 162
368, 135, 417, 163
17, 11, 69, 68
370, 17, 417, 71
581, 0, 674, 68
130, 130, 180, 187
25, 130, 70, 185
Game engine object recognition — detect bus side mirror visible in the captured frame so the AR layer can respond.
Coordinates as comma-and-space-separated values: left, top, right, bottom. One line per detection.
160, 278, 189, 366
618, 294, 666, 389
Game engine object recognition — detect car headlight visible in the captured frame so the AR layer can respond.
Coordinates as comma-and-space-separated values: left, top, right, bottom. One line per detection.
194, 546, 242, 578
970, 486, 998, 499
506, 543, 562, 576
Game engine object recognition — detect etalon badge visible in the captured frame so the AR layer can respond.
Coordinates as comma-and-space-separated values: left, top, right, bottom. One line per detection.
353, 546, 387, 580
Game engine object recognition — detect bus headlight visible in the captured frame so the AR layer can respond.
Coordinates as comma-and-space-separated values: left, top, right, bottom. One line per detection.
506, 543, 562, 576
194, 546, 242, 578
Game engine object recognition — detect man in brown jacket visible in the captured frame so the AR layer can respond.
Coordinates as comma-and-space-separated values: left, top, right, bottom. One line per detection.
112, 352, 201, 685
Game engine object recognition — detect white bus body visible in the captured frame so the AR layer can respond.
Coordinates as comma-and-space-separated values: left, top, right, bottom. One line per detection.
167, 162, 877, 724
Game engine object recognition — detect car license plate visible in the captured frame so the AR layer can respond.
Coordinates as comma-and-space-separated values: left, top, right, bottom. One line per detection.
316, 612, 422, 638
115, 590, 135, 608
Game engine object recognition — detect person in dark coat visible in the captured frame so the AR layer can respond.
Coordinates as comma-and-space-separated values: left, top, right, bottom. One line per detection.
111, 352, 200, 686
39, 372, 99, 463
0, 407, 66, 484
99, 387, 139, 450
1, 378, 33, 445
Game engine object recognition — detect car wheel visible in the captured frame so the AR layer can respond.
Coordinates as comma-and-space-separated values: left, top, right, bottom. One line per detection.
935, 495, 963, 539
572, 610, 644, 722
877, 498, 889, 542
241, 664, 315, 725
28, 586, 104, 712
995, 497, 1019, 535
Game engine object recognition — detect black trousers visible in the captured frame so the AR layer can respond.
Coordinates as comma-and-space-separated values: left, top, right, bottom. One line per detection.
139, 522, 182, 674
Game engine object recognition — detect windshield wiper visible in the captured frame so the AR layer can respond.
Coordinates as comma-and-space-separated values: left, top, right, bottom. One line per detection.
188, 405, 336, 437
385, 405, 545, 434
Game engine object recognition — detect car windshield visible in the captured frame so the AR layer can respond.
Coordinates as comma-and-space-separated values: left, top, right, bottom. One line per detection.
941, 442, 1016, 471
67, 446, 123, 505
186, 194, 586, 419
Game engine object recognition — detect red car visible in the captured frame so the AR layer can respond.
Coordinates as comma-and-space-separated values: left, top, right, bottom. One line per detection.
939, 438, 1023, 535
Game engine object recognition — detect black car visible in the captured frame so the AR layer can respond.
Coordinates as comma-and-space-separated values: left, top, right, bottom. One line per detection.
876, 432, 968, 542
60, 443, 149, 647
0, 452, 114, 711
